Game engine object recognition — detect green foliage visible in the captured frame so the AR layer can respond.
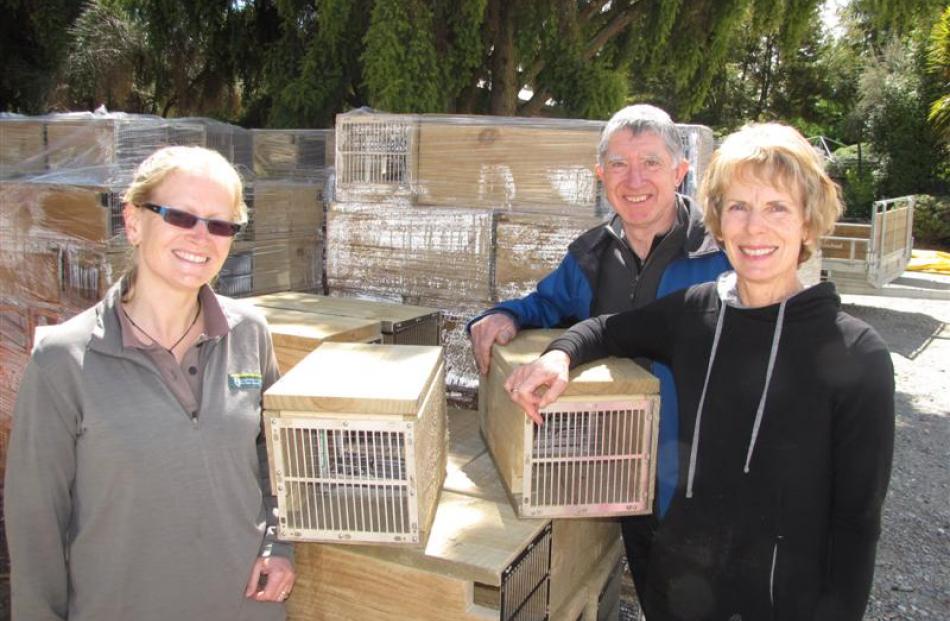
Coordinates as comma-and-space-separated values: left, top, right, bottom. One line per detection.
0, 0, 84, 112
926, 7, 950, 141
361, 0, 443, 112
841, 166, 878, 219
912, 194, 950, 247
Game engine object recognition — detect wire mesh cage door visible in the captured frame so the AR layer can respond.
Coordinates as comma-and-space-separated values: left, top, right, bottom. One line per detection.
270, 416, 421, 544
386, 313, 442, 346
335, 115, 418, 199
521, 397, 659, 518
500, 521, 553, 621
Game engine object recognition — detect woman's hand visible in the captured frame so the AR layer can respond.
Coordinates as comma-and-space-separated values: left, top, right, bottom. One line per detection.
503, 350, 571, 424
245, 555, 296, 603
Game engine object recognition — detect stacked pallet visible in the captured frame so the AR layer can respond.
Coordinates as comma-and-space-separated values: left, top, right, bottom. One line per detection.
0, 112, 254, 476
328, 110, 714, 398
213, 129, 332, 297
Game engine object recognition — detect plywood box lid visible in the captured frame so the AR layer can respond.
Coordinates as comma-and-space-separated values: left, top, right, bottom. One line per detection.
250, 291, 440, 329
258, 306, 381, 347
491, 329, 659, 395
263, 342, 443, 415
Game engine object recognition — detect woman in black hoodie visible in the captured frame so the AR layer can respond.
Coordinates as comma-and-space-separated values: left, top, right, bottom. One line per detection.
505, 123, 895, 621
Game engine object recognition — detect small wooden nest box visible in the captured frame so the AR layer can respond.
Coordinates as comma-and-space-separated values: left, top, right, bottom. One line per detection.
480, 330, 660, 519
253, 304, 382, 373
263, 342, 446, 546
250, 291, 442, 346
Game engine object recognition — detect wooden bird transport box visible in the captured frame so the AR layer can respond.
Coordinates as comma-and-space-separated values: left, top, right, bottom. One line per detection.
249, 291, 442, 346
480, 330, 660, 519
263, 343, 446, 546
252, 305, 381, 373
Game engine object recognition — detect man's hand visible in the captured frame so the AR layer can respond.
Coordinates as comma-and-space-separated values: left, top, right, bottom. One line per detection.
470, 313, 518, 375
503, 350, 571, 424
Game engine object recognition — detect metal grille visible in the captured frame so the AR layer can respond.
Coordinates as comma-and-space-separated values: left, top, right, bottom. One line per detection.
60, 253, 101, 302
523, 398, 658, 517
501, 522, 552, 621
271, 418, 420, 543
335, 116, 416, 197
386, 315, 441, 346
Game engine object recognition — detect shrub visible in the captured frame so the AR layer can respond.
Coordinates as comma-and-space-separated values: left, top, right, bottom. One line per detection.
913, 195, 950, 249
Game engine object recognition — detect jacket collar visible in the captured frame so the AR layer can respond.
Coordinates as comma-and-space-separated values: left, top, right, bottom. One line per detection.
582, 194, 721, 258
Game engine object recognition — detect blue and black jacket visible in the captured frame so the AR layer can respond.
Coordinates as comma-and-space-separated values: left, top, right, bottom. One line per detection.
474, 195, 731, 516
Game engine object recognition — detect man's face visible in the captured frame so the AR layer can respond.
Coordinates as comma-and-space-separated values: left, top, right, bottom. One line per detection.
596, 130, 689, 237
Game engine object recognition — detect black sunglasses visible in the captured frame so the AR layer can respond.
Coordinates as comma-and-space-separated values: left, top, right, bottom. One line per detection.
140, 203, 242, 237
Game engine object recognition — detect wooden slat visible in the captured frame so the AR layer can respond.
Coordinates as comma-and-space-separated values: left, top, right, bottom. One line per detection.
249, 291, 439, 331
263, 342, 443, 416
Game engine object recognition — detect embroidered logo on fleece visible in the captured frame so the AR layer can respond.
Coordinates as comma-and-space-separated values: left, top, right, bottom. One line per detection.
229, 372, 263, 390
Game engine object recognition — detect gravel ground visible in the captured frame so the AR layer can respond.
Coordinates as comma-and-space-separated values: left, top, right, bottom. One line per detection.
618, 274, 950, 620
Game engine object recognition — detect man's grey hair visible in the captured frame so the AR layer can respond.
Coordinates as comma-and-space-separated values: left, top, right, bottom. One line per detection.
598, 104, 684, 165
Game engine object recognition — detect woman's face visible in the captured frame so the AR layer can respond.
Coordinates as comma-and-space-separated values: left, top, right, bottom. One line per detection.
124, 170, 237, 296
719, 175, 809, 298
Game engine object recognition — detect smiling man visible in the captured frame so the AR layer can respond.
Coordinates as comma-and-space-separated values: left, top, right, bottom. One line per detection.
468, 104, 731, 607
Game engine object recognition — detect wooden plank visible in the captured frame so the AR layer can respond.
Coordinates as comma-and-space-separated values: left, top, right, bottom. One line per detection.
250, 180, 324, 240
491, 330, 660, 397
820, 237, 868, 261
0, 120, 46, 175
494, 212, 603, 301
249, 291, 439, 332
832, 222, 871, 238
549, 518, 621, 616
416, 119, 602, 211
263, 342, 443, 416
0, 182, 114, 243
258, 306, 380, 349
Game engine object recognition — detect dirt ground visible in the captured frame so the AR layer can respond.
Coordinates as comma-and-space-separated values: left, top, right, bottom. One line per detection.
1, 274, 947, 621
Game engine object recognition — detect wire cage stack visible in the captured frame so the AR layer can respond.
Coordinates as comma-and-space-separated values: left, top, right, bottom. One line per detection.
480, 330, 660, 519
263, 342, 446, 546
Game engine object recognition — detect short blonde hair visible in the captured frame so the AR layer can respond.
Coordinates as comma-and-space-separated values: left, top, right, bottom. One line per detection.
123, 145, 247, 224
699, 123, 842, 263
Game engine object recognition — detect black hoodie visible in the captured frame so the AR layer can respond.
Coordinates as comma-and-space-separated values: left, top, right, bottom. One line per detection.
549, 274, 895, 621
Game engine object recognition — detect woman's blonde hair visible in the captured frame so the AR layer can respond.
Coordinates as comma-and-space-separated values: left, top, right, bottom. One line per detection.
121, 146, 247, 294
123, 145, 247, 222
699, 123, 842, 263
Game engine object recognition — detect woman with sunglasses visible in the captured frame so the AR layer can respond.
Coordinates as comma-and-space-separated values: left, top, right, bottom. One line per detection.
5, 146, 295, 620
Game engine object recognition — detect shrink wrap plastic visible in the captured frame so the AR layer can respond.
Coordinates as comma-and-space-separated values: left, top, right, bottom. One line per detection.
334, 109, 714, 210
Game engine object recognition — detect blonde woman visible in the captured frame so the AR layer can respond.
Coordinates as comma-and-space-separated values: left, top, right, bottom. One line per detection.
5, 146, 295, 620
505, 124, 894, 620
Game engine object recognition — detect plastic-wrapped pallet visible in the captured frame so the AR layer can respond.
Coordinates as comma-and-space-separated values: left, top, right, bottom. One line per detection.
246, 180, 324, 241
493, 212, 605, 302
335, 109, 716, 208
326, 201, 493, 308
0, 115, 47, 178
171, 117, 254, 178
225, 236, 324, 298
252, 129, 334, 182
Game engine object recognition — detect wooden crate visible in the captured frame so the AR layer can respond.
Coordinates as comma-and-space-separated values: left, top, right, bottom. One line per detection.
249, 291, 441, 346
480, 330, 660, 519
229, 236, 323, 297
334, 112, 418, 202
44, 116, 170, 181
287, 492, 552, 621
252, 129, 333, 181
494, 212, 603, 301
415, 116, 603, 212
248, 180, 324, 241
263, 343, 446, 546
445, 408, 623, 620
0, 119, 46, 176
326, 202, 493, 307
254, 305, 381, 373
0, 181, 125, 245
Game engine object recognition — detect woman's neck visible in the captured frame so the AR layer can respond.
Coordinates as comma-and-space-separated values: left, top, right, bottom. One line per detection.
736, 275, 804, 308
122, 277, 202, 347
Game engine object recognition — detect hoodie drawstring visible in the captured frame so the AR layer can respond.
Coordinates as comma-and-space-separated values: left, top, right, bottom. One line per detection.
686, 302, 726, 498
686, 298, 788, 498
744, 300, 786, 472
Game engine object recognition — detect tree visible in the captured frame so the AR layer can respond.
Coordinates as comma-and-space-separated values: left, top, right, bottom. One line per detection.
926, 6, 950, 141
0, 0, 84, 113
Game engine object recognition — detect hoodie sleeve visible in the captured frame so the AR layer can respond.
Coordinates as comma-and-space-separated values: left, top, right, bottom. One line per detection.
546, 291, 684, 367
256, 324, 293, 561
814, 329, 895, 620
4, 359, 79, 621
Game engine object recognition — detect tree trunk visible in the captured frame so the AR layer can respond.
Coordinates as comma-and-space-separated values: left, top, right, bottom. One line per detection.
487, 0, 518, 116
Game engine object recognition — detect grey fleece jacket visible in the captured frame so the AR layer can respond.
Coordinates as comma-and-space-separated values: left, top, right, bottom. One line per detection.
4, 282, 289, 621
